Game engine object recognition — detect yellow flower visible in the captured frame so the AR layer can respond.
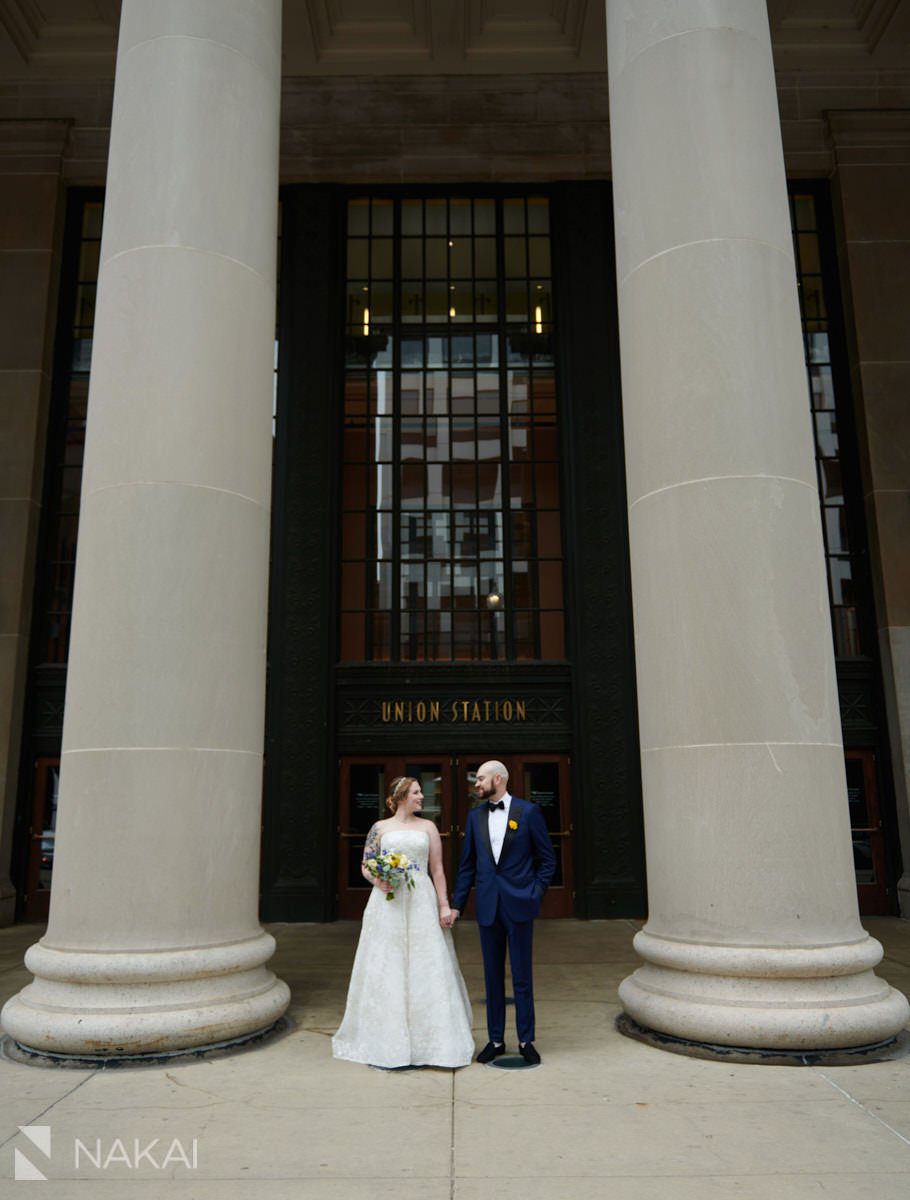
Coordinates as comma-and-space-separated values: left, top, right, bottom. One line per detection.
508, 819, 518, 830
388, 853, 401, 867
398, 854, 410, 868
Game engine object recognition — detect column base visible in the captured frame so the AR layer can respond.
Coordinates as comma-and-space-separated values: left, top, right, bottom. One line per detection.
616, 1013, 910, 1066
619, 929, 910, 1051
0, 932, 291, 1057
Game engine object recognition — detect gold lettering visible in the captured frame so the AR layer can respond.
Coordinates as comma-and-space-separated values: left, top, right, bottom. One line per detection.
494, 700, 500, 721
451, 701, 460, 722
381, 701, 392, 722
430, 701, 440, 722
484, 700, 492, 721
503, 700, 514, 721
471, 702, 482, 722
516, 699, 526, 721
394, 701, 405, 722
461, 701, 470, 721
416, 701, 426, 722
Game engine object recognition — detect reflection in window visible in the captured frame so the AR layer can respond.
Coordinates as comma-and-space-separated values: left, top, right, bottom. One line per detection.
791, 191, 863, 657
38, 198, 283, 665
340, 195, 566, 663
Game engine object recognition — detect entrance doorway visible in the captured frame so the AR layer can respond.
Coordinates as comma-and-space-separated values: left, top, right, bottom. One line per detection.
337, 753, 573, 918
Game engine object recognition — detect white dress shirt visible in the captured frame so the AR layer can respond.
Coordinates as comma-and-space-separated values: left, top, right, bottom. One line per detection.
488, 792, 512, 864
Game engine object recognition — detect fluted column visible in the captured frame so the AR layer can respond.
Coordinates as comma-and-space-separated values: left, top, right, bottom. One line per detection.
607, 0, 908, 1049
1, 0, 289, 1056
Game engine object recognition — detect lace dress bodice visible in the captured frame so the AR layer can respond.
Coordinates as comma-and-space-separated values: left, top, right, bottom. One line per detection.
380, 827, 430, 873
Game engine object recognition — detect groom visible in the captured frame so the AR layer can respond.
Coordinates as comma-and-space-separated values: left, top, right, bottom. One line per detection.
449, 760, 556, 1065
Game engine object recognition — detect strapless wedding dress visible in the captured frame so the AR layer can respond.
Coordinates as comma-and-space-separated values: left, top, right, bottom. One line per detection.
332, 829, 475, 1068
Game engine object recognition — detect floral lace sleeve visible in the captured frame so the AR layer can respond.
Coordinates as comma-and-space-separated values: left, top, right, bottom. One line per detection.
362, 823, 381, 863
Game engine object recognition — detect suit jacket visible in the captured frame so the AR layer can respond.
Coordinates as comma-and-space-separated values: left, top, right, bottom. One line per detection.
452, 796, 557, 926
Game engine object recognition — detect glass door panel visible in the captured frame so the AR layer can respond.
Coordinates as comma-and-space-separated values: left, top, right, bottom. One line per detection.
337, 756, 453, 918
517, 755, 573, 917
845, 750, 889, 915
338, 759, 387, 918
453, 753, 572, 917
24, 757, 59, 921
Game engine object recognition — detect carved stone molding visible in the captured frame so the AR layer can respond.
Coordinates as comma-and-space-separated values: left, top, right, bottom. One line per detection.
828, 108, 910, 163
0, 117, 70, 172
769, 0, 907, 59
0, 0, 118, 72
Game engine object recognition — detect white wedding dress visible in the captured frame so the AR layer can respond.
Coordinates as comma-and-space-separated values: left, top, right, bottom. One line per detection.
332, 829, 475, 1068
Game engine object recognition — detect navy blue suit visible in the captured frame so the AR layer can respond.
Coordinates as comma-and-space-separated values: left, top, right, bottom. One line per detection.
452, 796, 556, 1046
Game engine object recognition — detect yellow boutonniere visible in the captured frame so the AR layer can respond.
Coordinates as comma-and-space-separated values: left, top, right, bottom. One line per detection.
508, 819, 519, 830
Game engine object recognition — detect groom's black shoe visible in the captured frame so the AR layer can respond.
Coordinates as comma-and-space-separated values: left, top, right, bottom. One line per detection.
476, 1041, 506, 1064
519, 1041, 541, 1065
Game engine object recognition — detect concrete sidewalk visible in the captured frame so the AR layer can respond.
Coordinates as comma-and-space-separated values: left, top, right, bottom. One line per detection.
0, 917, 909, 1196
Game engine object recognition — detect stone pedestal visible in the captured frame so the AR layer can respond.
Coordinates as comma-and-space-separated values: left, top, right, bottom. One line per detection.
607, 0, 909, 1048
1, 0, 289, 1056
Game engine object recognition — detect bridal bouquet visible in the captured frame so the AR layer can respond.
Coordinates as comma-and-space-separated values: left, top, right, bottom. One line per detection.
364, 850, 420, 901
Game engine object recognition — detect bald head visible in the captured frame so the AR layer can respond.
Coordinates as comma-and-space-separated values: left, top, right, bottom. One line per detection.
475, 760, 509, 801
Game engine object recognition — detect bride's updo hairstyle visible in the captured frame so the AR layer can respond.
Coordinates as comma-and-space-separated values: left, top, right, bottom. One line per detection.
386, 775, 417, 815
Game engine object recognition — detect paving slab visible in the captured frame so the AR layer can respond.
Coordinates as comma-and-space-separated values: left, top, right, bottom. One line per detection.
454, 1176, 910, 1200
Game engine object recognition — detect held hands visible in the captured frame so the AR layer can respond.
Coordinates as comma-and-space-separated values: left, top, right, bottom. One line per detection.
439, 907, 460, 929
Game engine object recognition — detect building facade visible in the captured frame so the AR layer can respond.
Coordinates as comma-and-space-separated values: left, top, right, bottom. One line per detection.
0, 1, 909, 1055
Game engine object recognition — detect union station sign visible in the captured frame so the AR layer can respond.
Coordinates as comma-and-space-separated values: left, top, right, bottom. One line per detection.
381, 698, 528, 725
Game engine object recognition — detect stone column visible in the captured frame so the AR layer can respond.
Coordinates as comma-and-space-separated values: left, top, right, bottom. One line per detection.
0, 120, 69, 927
828, 112, 910, 918
1, 0, 290, 1056
607, 1, 908, 1049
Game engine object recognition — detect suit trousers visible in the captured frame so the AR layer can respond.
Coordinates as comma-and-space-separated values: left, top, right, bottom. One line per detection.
479, 907, 535, 1045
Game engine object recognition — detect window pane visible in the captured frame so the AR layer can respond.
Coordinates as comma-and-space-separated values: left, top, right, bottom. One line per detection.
474, 199, 496, 235
402, 199, 422, 235
810, 365, 835, 410
400, 463, 424, 508
400, 418, 424, 461
401, 562, 424, 607
503, 198, 525, 234
540, 611, 565, 659
371, 562, 393, 609
450, 463, 475, 507
342, 513, 366, 559
372, 238, 393, 279
450, 238, 472, 278
829, 557, 854, 605
528, 238, 551, 276
506, 282, 527, 321
369, 464, 394, 508
475, 238, 496, 277
401, 236, 422, 278
340, 613, 366, 661
818, 458, 843, 504
341, 562, 364, 609
813, 411, 838, 457
370, 613, 391, 660
539, 561, 564, 609
825, 506, 850, 553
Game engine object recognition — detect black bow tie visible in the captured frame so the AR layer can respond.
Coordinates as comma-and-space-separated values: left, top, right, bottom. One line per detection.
488, 800, 505, 812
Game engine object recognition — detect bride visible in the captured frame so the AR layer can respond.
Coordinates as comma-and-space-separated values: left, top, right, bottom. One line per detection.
332, 776, 475, 1068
